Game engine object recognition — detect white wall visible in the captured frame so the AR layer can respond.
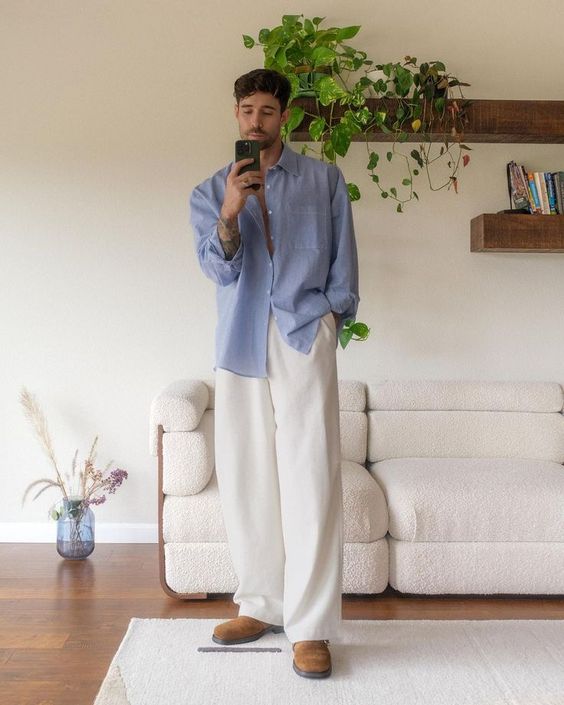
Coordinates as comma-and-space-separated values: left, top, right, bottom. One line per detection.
2, 0, 563, 537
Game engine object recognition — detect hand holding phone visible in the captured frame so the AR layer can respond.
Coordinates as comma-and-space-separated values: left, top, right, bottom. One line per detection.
235, 140, 261, 191
221, 150, 263, 221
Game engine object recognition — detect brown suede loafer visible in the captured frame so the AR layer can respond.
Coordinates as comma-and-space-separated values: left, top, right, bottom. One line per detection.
212, 616, 285, 645
292, 640, 332, 678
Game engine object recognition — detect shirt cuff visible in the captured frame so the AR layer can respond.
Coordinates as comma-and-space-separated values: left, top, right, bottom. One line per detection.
208, 227, 243, 264
324, 290, 359, 320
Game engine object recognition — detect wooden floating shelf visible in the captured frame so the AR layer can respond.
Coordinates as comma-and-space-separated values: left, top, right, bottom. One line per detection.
470, 213, 564, 252
290, 98, 564, 143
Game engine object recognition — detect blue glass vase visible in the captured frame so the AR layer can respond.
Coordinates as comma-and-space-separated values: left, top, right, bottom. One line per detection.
56, 497, 95, 560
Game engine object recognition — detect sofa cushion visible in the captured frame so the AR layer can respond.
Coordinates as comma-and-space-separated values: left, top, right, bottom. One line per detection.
367, 380, 564, 412
340, 411, 367, 464
163, 460, 387, 544
369, 457, 564, 542
338, 380, 366, 411
150, 379, 209, 455
367, 410, 564, 463
162, 410, 214, 495
341, 460, 388, 541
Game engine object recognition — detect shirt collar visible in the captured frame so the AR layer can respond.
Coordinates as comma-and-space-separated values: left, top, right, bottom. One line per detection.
272, 142, 299, 176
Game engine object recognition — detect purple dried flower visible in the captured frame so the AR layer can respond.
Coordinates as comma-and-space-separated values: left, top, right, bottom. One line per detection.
83, 495, 107, 508
107, 468, 128, 495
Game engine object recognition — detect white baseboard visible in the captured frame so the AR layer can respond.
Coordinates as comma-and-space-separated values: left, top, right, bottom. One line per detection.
0, 522, 158, 543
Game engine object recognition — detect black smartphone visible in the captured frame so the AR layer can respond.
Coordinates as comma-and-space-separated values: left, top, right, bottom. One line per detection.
235, 139, 261, 191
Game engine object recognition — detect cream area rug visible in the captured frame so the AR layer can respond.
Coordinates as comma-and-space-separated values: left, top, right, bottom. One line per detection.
93, 618, 564, 705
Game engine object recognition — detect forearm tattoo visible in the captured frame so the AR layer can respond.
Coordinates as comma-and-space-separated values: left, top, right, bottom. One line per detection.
218, 215, 241, 260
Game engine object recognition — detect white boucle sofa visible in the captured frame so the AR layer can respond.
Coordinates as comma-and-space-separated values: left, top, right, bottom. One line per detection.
149, 379, 564, 599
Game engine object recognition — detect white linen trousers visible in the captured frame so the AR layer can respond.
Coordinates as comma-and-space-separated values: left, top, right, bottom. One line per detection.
214, 309, 343, 644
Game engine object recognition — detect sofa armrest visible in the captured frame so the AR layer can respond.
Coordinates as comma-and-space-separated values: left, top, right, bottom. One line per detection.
149, 379, 210, 457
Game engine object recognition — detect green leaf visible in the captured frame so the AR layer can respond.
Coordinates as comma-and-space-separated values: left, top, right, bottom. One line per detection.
258, 28, 270, 43
315, 29, 338, 42
381, 191, 388, 198
284, 105, 305, 134
402, 178, 411, 186
287, 73, 300, 101
342, 110, 362, 134
243, 35, 255, 49
374, 111, 387, 125
336, 25, 361, 41
371, 174, 379, 183
304, 18, 315, 34
318, 76, 348, 106
311, 46, 337, 67
354, 106, 372, 125
264, 41, 279, 59
309, 116, 326, 141
323, 139, 336, 161
397, 203, 403, 213
390, 187, 397, 197
386, 152, 393, 162
350, 322, 369, 339
275, 46, 288, 67
367, 151, 379, 170
339, 327, 354, 349
347, 183, 361, 201
331, 122, 352, 157
312, 16, 325, 26
282, 14, 301, 27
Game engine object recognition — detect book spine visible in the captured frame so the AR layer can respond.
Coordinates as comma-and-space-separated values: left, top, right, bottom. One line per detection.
553, 173, 562, 214
558, 171, 564, 214
546, 172, 557, 214
519, 165, 534, 213
535, 172, 549, 213
527, 172, 541, 213
509, 162, 530, 211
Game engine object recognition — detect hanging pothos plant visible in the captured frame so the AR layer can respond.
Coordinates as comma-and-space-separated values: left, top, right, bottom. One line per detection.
243, 14, 473, 213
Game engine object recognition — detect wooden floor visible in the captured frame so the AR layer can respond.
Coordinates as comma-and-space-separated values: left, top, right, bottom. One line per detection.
1, 543, 564, 705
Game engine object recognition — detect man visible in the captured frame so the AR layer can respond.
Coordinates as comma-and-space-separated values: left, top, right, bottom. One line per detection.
190, 68, 359, 679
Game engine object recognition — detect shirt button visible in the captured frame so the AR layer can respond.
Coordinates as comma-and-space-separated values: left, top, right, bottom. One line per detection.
267, 289, 271, 294
268, 210, 272, 214
267, 185, 271, 189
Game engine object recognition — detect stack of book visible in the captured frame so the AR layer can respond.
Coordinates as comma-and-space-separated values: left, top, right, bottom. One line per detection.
507, 161, 564, 214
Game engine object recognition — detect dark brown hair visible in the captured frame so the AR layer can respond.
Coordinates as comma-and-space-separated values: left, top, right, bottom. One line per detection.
233, 69, 292, 112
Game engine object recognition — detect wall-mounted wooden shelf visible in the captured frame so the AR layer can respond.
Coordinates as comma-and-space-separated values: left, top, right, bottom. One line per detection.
290, 98, 564, 143
470, 213, 564, 252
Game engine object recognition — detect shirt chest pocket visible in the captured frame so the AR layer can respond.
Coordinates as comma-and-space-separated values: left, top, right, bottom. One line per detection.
288, 207, 328, 249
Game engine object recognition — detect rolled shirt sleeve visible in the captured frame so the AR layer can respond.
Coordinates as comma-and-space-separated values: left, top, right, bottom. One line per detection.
190, 184, 244, 287
324, 166, 360, 331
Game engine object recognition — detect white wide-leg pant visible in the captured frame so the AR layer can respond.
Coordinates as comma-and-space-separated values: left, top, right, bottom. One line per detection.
214, 310, 343, 644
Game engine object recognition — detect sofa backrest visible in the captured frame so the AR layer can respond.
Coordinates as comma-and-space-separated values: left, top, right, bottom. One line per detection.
202, 378, 564, 464
204, 378, 369, 465
366, 380, 564, 463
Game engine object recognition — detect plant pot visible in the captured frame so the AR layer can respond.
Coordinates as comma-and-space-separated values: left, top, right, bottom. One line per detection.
56, 496, 95, 560
293, 65, 333, 98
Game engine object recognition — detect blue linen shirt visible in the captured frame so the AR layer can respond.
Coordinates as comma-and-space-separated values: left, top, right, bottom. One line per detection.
190, 143, 360, 378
